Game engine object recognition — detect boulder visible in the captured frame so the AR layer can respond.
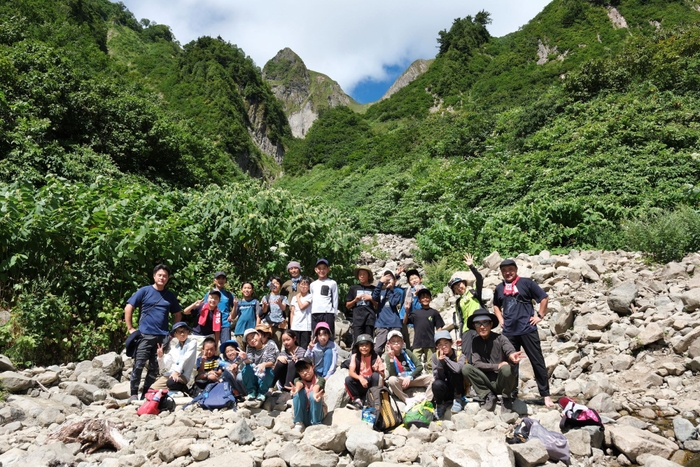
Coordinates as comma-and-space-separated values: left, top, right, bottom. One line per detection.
672, 417, 697, 442
483, 251, 503, 270
587, 313, 613, 331
228, 419, 255, 444
92, 352, 123, 376
302, 424, 347, 453
553, 307, 575, 336
0, 371, 34, 393
565, 429, 591, 456
672, 326, 700, 355
681, 288, 700, 312
509, 438, 549, 466
189, 443, 210, 461
644, 456, 683, 467
608, 282, 637, 314
324, 368, 350, 411
608, 425, 678, 462
638, 323, 664, 346
290, 444, 339, 467
63, 382, 104, 404
444, 433, 515, 466
0, 354, 16, 372
346, 425, 383, 456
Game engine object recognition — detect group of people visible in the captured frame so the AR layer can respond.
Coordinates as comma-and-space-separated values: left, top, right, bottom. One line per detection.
124, 255, 553, 431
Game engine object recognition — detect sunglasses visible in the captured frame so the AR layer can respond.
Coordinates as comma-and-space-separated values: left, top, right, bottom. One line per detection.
474, 321, 492, 327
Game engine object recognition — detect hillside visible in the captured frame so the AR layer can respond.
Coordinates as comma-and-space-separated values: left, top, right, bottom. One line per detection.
277, 0, 700, 266
263, 48, 364, 138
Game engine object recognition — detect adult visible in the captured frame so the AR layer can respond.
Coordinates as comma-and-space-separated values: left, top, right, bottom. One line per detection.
372, 270, 405, 355
346, 266, 377, 344
281, 261, 303, 298
125, 264, 182, 402
205, 271, 235, 344
461, 309, 525, 412
493, 258, 553, 408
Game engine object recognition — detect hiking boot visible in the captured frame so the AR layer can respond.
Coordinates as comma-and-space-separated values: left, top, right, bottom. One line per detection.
482, 393, 497, 412
435, 403, 447, 420
501, 397, 514, 413
347, 399, 363, 410
451, 399, 463, 413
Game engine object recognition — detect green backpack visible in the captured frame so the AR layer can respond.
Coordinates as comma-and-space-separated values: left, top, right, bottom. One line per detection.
403, 400, 434, 428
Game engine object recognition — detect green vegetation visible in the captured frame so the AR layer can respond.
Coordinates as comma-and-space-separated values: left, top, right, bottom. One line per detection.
278, 0, 700, 267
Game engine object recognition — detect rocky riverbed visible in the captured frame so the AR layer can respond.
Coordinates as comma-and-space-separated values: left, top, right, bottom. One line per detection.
1, 234, 700, 467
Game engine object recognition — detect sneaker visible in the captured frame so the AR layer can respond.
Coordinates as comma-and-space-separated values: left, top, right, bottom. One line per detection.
168, 391, 183, 398
451, 399, 463, 413
293, 422, 305, 433
247, 392, 258, 401
127, 395, 139, 403
435, 404, 447, 420
502, 397, 514, 413
256, 393, 266, 402
461, 395, 470, 404
347, 399, 363, 410
482, 393, 497, 412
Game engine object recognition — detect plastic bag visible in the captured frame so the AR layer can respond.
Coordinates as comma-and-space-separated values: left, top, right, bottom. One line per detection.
524, 417, 571, 464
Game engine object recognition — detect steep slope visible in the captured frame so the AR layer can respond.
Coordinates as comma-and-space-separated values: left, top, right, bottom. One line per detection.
380, 59, 433, 101
263, 48, 360, 138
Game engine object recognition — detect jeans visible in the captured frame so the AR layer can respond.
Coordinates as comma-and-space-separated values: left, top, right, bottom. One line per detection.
293, 389, 324, 426
240, 363, 274, 396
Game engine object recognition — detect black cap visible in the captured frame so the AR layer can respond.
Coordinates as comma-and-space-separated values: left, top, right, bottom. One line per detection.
295, 356, 314, 369
315, 258, 329, 267
214, 271, 226, 278
499, 259, 517, 268
416, 288, 432, 298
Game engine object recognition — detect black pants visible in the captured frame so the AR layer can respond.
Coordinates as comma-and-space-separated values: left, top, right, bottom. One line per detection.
432, 371, 464, 405
374, 327, 401, 355
130, 334, 162, 397
506, 330, 550, 397
460, 329, 478, 364
344, 372, 381, 401
352, 324, 374, 344
272, 360, 297, 391
312, 313, 336, 340
295, 331, 312, 350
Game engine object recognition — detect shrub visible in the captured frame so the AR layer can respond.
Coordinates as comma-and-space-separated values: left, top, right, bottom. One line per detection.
623, 206, 700, 263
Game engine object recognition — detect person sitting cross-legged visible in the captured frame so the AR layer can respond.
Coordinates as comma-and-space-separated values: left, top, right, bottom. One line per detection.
461, 308, 526, 413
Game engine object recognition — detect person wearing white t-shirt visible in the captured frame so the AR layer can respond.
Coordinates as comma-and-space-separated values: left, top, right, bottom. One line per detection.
290, 276, 313, 349
310, 258, 338, 339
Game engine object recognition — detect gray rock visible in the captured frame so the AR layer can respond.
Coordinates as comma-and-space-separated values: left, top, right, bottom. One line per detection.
483, 251, 503, 270
262, 459, 288, 467
110, 381, 130, 399
189, 443, 210, 461
346, 425, 383, 456
608, 282, 637, 314
672, 417, 697, 442
672, 326, 700, 355
290, 444, 339, 467
197, 453, 255, 467
608, 424, 678, 462
324, 368, 350, 411
354, 443, 382, 467
644, 455, 683, 467
682, 288, 700, 312
0, 371, 34, 393
587, 313, 613, 331
79, 368, 119, 389
63, 381, 103, 404
37, 407, 65, 427
228, 419, 255, 444
35, 371, 59, 386
16, 442, 76, 467
587, 393, 615, 413
509, 438, 549, 466
684, 440, 700, 452
302, 424, 347, 453
581, 425, 605, 450
444, 431, 515, 466
92, 352, 123, 376
0, 354, 16, 372
553, 307, 575, 336
639, 323, 664, 346
565, 429, 591, 456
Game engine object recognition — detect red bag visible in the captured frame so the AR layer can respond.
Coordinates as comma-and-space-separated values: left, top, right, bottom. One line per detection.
137, 389, 168, 416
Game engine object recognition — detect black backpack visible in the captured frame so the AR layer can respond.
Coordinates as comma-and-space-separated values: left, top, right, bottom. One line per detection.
366, 387, 403, 432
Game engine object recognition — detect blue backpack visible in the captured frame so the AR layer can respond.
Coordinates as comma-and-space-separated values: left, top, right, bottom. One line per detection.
183, 382, 238, 411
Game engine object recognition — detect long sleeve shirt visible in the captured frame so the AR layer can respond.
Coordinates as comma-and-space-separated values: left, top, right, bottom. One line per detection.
157, 338, 197, 383
431, 349, 465, 381
470, 332, 516, 373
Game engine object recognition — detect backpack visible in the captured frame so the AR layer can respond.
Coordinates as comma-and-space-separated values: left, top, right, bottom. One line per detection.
403, 400, 434, 429
183, 382, 238, 411
366, 387, 403, 432
136, 389, 175, 416
558, 397, 605, 431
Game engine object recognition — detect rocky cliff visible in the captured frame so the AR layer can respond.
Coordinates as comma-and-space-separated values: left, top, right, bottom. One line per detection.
263, 48, 356, 138
380, 58, 433, 101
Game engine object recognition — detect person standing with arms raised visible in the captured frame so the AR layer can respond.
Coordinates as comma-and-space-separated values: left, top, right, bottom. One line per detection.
493, 259, 553, 408
124, 264, 182, 402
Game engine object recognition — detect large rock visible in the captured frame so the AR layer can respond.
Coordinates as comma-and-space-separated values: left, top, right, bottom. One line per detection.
638, 323, 664, 346
681, 288, 700, 312
302, 424, 347, 453
290, 444, 339, 467
0, 371, 34, 393
92, 352, 123, 376
608, 425, 678, 462
109, 381, 130, 399
587, 313, 613, 331
509, 439, 549, 466
553, 306, 575, 336
443, 433, 515, 467
324, 368, 350, 411
672, 326, 700, 355
78, 368, 119, 389
346, 425, 383, 456
228, 419, 255, 444
607, 282, 637, 314
0, 354, 16, 372
483, 252, 503, 270
644, 456, 683, 467
63, 382, 104, 404
672, 417, 697, 442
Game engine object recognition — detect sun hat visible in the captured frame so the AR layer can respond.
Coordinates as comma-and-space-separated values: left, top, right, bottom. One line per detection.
256, 323, 273, 335
243, 328, 259, 340
170, 321, 192, 335
434, 330, 453, 344
466, 308, 499, 330
353, 265, 374, 283
387, 330, 404, 342
219, 339, 239, 354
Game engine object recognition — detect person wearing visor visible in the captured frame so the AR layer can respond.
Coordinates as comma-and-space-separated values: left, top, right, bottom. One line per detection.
461, 308, 526, 413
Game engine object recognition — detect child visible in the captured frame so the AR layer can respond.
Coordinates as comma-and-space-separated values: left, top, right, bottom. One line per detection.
273, 330, 306, 395
260, 276, 288, 347
402, 268, 424, 347
232, 282, 260, 351
431, 330, 466, 419
310, 259, 338, 339
384, 330, 433, 405
447, 253, 484, 362
404, 288, 444, 372
152, 322, 198, 396
372, 270, 405, 355
239, 325, 278, 402
290, 357, 326, 433
289, 276, 313, 349
345, 334, 385, 409
305, 322, 338, 379
205, 271, 235, 344
218, 339, 248, 399
345, 266, 377, 343
194, 337, 222, 391
184, 290, 222, 350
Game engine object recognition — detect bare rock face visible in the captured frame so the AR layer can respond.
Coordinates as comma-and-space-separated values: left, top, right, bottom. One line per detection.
380, 59, 432, 101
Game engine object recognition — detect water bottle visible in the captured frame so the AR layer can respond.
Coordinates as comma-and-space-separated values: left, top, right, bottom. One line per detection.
153, 389, 163, 403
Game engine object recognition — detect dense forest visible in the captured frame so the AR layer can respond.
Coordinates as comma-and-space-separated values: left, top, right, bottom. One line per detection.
2, 0, 700, 365
277, 0, 700, 269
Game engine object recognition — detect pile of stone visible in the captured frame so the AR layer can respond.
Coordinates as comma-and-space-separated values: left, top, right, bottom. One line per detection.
0, 234, 699, 467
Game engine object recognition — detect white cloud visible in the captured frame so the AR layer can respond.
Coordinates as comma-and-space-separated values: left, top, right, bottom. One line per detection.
117, 0, 551, 93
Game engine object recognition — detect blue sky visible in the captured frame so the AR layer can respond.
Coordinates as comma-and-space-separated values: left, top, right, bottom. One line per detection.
117, 1, 552, 104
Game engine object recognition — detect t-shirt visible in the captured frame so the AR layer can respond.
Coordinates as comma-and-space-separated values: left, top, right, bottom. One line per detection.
203, 289, 234, 329
493, 277, 548, 337
247, 339, 279, 365
234, 299, 259, 336
196, 356, 220, 376
191, 303, 220, 336
310, 278, 338, 314
262, 293, 288, 324
290, 293, 313, 331
346, 284, 376, 325
127, 285, 181, 336
281, 345, 307, 360
373, 284, 404, 329
407, 307, 445, 349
